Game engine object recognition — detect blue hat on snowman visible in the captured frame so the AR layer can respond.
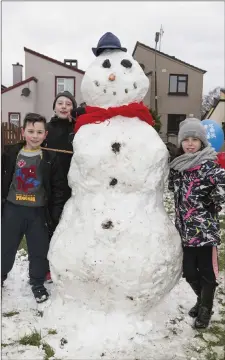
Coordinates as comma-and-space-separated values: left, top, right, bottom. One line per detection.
92, 32, 127, 57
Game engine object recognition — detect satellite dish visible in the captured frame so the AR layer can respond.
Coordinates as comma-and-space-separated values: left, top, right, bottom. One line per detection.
21, 87, 31, 97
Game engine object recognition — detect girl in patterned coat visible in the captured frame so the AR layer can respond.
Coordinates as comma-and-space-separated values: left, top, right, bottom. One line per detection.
169, 118, 225, 329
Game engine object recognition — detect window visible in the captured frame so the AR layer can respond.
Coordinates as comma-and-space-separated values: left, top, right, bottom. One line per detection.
8, 113, 20, 127
167, 114, 186, 134
169, 74, 188, 95
55, 77, 75, 96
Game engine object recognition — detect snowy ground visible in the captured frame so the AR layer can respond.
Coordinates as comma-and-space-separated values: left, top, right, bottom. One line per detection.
1, 190, 225, 360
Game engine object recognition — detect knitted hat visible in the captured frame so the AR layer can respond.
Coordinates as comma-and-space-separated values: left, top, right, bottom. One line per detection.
178, 117, 209, 147
53, 91, 77, 110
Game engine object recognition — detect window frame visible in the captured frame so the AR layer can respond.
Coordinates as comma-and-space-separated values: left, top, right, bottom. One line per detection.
55, 76, 76, 97
8, 112, 21, 127
168, 74, 188, 95
167, 114, 186, 135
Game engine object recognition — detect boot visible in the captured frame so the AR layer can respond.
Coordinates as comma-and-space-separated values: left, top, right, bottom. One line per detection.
188, 297, 201, 318
188, 280, 201, 318
31, 284, 49, 303
194, 306, 213, 328
194, 282, 216, 329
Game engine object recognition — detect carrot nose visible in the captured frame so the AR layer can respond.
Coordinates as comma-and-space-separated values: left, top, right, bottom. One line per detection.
108, 73, 116, 81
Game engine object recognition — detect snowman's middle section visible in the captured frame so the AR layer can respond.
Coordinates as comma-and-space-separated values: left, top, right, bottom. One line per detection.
69, 117, 168, 193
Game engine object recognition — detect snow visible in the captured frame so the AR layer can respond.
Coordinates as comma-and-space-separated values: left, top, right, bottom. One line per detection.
46, 48, 182, 357
2, 196, 224, 359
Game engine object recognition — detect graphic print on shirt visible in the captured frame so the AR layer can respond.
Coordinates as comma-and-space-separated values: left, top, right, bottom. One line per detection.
16, 165, 40, 193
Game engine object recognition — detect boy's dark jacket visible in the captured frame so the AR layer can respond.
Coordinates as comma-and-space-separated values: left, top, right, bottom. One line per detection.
1, 142, 67, 231
45, 116, 74, 202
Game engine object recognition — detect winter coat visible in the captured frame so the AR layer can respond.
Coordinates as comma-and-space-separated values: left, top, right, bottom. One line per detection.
168, 160, 225, 247
45, 116, 75, 202
1, 142, 67, 232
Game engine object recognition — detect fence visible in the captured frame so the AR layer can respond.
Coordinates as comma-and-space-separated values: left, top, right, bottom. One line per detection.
1, 122, 23, 151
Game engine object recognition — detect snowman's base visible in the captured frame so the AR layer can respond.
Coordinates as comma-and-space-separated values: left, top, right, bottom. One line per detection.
44, 290, 162, 359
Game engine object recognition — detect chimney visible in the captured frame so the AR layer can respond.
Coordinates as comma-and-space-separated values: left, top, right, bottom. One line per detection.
64, 59, 78, 68
12, 62, 23, 85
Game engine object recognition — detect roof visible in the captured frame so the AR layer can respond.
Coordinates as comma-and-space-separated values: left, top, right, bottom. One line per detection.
1, 77, 38, 94
132, 41, 207, 74
24, 47, 85, 75
1, 84, 7, 91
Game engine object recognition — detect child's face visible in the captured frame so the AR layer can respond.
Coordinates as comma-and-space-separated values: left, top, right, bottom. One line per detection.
55, 96, 73, 119
182, 137, 202, 154
22, 122, 48, 150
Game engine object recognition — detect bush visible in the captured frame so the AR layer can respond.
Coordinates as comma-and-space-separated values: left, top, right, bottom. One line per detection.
149, 108, 162, 133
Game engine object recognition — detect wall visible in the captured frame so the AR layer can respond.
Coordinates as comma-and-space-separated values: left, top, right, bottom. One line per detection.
2, 80, 37, 125
133, 45, 204, 141
207, 100, 225, 126
25, 51, 84, 121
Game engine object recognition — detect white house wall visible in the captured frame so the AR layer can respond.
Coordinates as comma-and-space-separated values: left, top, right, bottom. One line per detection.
207, 101, 225, 126
2, 80, 37, 125
25, 52, 84, 121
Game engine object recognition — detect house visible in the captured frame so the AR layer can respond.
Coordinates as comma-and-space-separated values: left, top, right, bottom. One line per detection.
204, 88, 225, 127
1, 48, 85, 126
132, 42, 206, 144
2, 42, 206, 143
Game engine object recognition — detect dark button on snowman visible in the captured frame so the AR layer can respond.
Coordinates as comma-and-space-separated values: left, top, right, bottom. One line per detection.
47, 32, 182, 359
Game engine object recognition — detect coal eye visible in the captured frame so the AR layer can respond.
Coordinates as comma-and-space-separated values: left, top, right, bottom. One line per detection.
102, 59, 111, 68
121, 59, 132, 68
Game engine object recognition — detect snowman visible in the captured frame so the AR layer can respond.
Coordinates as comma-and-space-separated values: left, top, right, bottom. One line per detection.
47, 32, 182, 358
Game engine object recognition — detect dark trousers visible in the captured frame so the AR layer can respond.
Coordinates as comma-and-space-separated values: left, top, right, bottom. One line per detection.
1, 201, 49, 285
183, 246, 218, 286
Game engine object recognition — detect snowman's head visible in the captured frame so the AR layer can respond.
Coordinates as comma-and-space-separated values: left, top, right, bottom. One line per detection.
81, 50, 149, 108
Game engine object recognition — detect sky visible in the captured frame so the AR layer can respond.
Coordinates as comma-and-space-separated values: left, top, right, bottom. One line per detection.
2, 1, 224, 95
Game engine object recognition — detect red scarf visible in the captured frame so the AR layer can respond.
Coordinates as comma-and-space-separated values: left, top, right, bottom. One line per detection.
74, 102, 155, 133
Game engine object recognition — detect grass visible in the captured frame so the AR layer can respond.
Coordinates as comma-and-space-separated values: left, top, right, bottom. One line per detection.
3, 311, 19, 317
18, 236, 27, 253
191, 322, 225, 359
203, 325, 225, 347
42, 342, 55, 359
48, 329, 57, 335
1, 341, 16, 348
205, 351, 221, 360
19, 330, 41, 346
18, 330, 55, 359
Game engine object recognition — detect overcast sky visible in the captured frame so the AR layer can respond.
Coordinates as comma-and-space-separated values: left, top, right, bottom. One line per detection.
2, 1, 224, 95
